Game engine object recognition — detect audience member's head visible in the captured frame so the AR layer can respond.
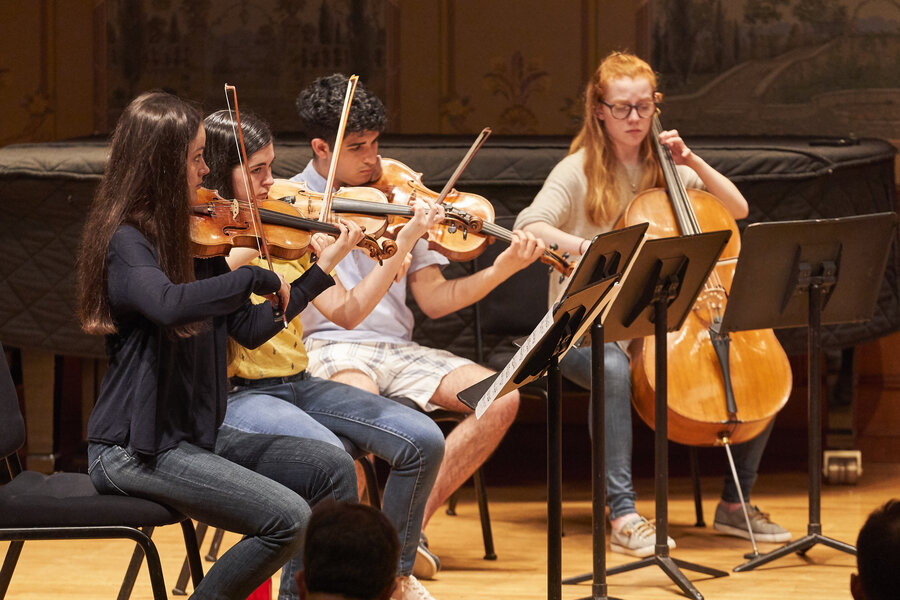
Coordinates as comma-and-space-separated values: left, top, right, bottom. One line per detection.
852, 499, 900, 600
296, 501, 400, 600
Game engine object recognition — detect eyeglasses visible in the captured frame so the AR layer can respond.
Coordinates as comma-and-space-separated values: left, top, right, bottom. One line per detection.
599, 99, 656, 119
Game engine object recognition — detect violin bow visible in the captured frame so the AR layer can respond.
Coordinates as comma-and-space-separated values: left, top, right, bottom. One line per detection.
319, 74, 359, 224
435, 127, 491, 204
224, 83, 287, 326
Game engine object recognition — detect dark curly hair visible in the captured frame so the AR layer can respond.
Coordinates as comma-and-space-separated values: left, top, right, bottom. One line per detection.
295, 73, 386, 148
300, 501, 400, 600
856, 499, 900, 600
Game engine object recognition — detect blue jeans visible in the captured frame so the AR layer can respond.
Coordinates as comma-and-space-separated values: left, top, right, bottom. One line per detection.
224, 375, 445, 576
560, 343, 774, 513
560, 343, 635, 520
87, 426, 357, 600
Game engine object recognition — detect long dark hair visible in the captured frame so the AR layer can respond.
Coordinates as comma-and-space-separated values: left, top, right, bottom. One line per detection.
203, 109, 273, 199
77, 90, 202, 337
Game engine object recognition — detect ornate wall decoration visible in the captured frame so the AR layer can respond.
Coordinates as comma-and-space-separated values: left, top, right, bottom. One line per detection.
105, 0, 387, 132
482, 51, 549, 134
652, 0, 900, 137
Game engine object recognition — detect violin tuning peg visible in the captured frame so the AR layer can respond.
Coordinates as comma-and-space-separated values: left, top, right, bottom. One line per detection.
549, 243, 559, 251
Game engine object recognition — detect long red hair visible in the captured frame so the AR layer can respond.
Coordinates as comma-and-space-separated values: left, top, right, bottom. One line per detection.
570, 52, 661, 225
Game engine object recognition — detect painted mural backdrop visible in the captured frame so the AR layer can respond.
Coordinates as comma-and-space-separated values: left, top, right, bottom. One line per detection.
652, 0, 900, 137
106, 0, 387, 132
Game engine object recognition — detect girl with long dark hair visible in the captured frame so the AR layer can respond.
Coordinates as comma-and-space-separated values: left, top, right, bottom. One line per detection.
77, 90, 358, 600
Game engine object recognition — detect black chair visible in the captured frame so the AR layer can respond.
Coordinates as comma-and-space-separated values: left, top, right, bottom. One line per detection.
168, 444, 380, 595
0, 343, 204, 600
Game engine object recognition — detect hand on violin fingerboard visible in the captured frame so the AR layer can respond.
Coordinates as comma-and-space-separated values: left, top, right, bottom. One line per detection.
308, 232, 333, 258
396, 198, 445, 246
315, 218, 365, 274
492, 230, 547, 276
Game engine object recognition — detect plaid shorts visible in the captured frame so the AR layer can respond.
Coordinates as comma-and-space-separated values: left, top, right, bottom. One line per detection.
304, 338, 473, 411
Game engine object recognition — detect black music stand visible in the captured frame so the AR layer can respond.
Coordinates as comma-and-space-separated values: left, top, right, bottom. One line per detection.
458, 226, 646, 600
564, 231, 733, 600
557, 225, 647, 600
712, 213, 898, 572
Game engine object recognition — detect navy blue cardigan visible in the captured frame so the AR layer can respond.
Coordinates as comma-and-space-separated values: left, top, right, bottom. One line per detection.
87, 225, 333, 456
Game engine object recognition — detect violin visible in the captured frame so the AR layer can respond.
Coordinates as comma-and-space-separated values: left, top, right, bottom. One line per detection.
190, 187, 387, 262
367, 157, 573, 276
618, 114, 792, 447
269, 178, 475, 251
268, 178, 436, 255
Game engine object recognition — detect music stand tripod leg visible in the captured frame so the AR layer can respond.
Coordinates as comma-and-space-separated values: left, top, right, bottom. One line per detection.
735, 280, 857, 572
605, 294, 728, 600
547, 357, 563, 600
561, 321, 624, 600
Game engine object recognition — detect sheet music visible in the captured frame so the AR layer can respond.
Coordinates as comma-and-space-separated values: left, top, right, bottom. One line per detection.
475, 305, 556, 418
472, 229, 644, 418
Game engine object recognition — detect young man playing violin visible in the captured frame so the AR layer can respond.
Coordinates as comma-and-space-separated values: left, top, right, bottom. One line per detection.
293, 74, 547, 580
205, 109, 450, 600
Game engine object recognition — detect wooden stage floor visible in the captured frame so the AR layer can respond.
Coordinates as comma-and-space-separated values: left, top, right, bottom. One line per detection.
3, 463, 897, 599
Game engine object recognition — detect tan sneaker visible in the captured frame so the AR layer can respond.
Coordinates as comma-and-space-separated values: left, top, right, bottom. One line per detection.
714, 503, 791, 543
391, 575, 436, 600
610, 515, 676, 557
412, 532, 440, 580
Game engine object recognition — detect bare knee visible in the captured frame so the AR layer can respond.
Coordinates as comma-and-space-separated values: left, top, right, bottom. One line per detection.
330, 369, 379, 395
493, 390, 520, 426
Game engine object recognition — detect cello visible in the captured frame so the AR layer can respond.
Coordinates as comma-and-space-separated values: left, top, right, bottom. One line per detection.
618, 114, 792, 448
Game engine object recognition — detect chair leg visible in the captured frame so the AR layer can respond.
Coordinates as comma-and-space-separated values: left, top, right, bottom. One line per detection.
359, 455, 381, 510
113, 526, 167, 600
472, 468, 497, 560
180, 519, 205, 589
689, 446, 706, 527
205, 527, 226, 561
138, 531, 169, 600
0, 540, 24, 599
117, 526, 155, 600
174, 522, 209, 595
446, 490, 458, 516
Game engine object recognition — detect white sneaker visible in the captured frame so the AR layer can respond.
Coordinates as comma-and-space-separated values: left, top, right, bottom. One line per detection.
610, 515, 676, 557
391, 575, 437, 600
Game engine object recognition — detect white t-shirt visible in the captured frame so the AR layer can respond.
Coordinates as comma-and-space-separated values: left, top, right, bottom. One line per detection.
294, 160, 449, 344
